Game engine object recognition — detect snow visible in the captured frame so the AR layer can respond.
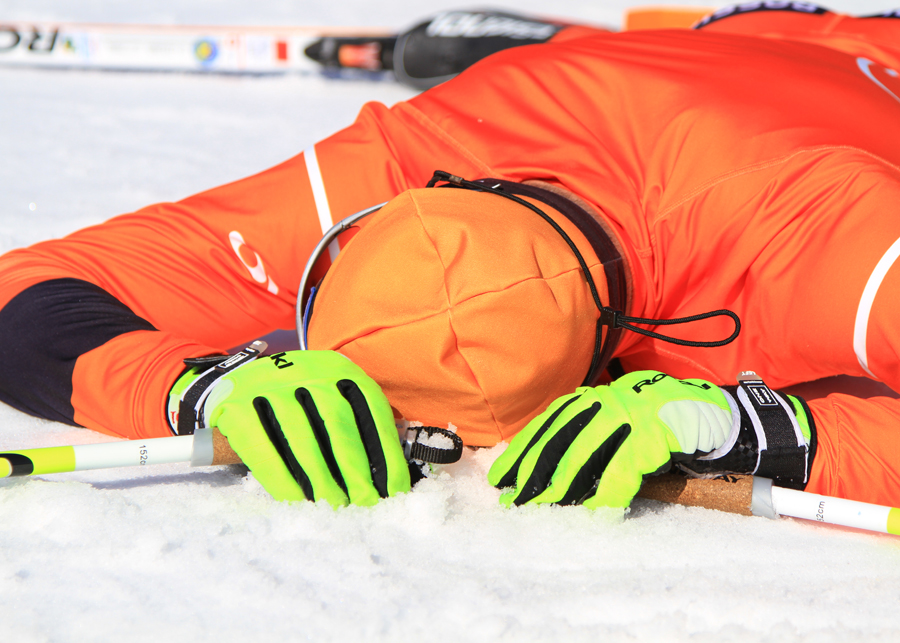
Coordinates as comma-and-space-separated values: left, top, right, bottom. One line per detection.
3, 0, 900, 641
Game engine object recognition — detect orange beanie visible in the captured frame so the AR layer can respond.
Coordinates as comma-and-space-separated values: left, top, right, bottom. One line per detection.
307, 187, 609, 446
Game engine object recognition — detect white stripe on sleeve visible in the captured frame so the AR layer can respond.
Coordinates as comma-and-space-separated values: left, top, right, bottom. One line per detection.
854, 235, 900, 377
304, 144, 340, 262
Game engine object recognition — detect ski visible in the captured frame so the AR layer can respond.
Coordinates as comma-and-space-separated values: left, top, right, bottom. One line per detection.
304, 10, 573, 89
0, 20, 394, 75
0, 9, 711, 84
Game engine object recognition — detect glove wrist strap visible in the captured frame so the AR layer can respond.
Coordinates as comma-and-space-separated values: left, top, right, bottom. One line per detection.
167, 341, 267, 436
684, 371, 815, 489
734, 373, 808, 486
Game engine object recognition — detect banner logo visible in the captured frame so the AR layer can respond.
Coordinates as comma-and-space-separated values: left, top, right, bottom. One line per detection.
425, 12, 557, 40
194, 38, 218, 63
0, 26, 59, 53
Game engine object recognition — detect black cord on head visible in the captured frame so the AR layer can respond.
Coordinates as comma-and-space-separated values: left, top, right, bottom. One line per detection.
604, 308, 741, 347
428, 170, 606, 312
426, 170, 741, 358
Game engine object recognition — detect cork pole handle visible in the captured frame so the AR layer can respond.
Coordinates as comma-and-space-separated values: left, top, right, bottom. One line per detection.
206, 428, 760, 517
211, 428, 242, 465
637, 474, 756, 516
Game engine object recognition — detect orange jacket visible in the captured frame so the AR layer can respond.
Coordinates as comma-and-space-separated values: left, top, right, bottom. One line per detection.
1, 11, 899, 503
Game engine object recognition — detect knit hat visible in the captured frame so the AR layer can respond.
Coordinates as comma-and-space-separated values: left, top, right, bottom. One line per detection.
307, 187, 609, 446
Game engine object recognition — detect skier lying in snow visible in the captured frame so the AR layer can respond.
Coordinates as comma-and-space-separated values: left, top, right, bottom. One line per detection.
1, 4, 900, 509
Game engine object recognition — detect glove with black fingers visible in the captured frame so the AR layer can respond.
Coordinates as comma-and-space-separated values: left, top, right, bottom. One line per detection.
487, 370, 815, 509
169, 344, 410, 506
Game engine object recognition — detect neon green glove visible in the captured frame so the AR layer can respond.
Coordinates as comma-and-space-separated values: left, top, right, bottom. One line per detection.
488, 371, 814, 509
173, 347, 410, 506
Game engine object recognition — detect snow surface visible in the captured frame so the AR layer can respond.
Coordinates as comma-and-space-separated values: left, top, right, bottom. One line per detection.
3, 1, 900, 641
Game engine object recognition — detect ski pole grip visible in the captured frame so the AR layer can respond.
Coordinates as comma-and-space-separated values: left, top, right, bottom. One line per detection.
212, 428, 242, 465
637, 474, 756, 516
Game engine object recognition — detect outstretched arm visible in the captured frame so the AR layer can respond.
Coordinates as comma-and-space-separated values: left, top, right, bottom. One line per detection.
0, 79, 511, 441
0, 152, 321, 438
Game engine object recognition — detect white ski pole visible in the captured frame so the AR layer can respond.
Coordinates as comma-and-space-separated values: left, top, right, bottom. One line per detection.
0, 427, 240, 478
638, 474, 900, 536
4, 435, 897, 536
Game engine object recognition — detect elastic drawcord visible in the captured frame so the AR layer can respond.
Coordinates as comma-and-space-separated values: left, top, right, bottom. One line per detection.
427, 170, 742, 382
600, 307, 741, 348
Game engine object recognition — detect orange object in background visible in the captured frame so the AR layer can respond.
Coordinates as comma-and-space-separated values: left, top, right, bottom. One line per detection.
623, 5, 715, 30
337, 42, 383, 70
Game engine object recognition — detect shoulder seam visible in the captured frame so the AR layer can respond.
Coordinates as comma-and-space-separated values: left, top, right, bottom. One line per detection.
393, 103, 498, 180
655, 144, 900, 223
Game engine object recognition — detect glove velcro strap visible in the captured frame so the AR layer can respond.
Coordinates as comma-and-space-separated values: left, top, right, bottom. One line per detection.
736, 378, 807, 488
687, 376, 809, 489
177, 368, 226, 436
175, 341, 266, 436
721, 378, 808, 489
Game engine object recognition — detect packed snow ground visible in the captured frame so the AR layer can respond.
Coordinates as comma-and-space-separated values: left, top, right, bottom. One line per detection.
3, 1, 900, 641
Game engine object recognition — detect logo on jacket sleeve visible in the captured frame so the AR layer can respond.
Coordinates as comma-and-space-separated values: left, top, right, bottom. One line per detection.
229, 230, 280, 294
857, 58, 900, 105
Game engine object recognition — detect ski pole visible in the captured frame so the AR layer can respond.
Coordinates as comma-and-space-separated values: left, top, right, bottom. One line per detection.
0, 424, 462, 478
0, 427, 241, 478
3, 434, 898, 536
637, 474, 900, 536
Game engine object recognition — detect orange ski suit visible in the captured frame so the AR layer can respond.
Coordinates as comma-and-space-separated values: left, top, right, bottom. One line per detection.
1, 9, 899, 504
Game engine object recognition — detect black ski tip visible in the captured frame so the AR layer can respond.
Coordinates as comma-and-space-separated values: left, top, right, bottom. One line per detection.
304, 38, 332, 64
